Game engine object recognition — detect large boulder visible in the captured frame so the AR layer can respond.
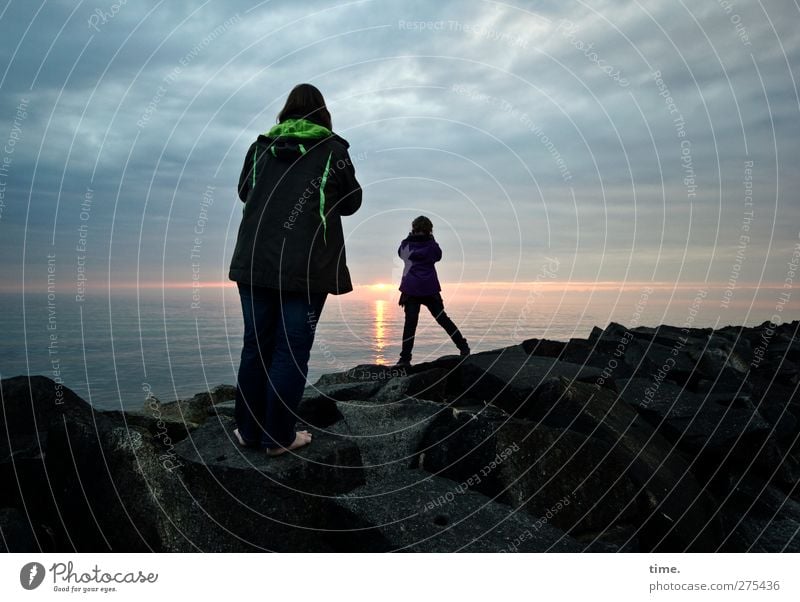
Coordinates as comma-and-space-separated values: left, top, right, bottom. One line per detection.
1, 375, 208, 552
102, 407, 197, 449
0, 376, 95, 550
169, 415, 364, 551
521, 336, 619, 371
451, 345, 612, 416
616, 323, 710, 349
294, 380, 384, 427
328, 470, 582, 552
416, 405, 642, 545
494, 421, 643, 537
330, 397, 445, 483
142, 384, 236, 425
372, 367, 451, 403
516, 377, 723, 550
584, 322, 756, 389
0, 375, 91, 463
717, 480, 800, 552
43, 407, 189, 551
312, 358, 468, 406
618, 376, 780, 480
621, 337, 699, 388
0, 507, 39, 552
313, 359, 461, 387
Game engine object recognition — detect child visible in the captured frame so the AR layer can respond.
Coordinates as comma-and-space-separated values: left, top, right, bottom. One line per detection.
396, 216, 470, 366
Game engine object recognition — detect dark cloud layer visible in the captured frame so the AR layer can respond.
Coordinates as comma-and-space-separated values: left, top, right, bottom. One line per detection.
1, 0, 798, 294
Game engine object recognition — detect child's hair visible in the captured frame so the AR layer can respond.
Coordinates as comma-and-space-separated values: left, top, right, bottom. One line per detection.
411, 215, 433, 235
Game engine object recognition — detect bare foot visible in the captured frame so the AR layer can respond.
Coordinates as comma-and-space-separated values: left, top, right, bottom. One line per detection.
233, 428, 249, 447
266, 431, 313, 457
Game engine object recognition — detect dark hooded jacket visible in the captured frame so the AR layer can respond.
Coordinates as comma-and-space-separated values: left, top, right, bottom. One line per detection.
398, 233, 442, 297
228, 118, 362, 294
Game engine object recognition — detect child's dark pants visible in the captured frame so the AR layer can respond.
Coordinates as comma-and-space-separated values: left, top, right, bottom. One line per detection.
399, 292, 467, 362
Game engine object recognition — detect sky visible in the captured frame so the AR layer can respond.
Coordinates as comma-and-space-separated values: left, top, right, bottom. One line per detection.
1, 0, 799, 306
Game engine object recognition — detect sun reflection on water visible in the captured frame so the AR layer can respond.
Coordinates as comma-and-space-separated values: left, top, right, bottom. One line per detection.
374, 299, 386, 364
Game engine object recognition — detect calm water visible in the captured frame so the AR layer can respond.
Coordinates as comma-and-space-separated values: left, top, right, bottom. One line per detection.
0, 284, 785, 410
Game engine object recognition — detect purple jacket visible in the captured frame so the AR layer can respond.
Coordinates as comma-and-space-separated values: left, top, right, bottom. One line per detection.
398, 233, 442, 296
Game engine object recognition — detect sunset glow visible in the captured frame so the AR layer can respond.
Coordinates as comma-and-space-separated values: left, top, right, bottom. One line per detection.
373, 299, 387, 365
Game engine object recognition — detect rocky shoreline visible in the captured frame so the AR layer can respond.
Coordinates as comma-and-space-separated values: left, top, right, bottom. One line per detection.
1, 320, 798, 552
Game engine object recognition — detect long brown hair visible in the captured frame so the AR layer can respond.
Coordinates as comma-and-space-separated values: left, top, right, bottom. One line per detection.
277, 83, 332, 130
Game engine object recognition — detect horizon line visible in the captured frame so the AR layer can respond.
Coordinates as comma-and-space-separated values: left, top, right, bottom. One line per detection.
3, 280, 792, 294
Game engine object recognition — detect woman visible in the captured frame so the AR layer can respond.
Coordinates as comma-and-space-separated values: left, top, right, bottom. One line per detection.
229, 83, 362, 456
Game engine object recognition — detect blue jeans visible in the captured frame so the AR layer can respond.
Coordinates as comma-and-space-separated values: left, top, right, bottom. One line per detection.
234, 283, 327, 449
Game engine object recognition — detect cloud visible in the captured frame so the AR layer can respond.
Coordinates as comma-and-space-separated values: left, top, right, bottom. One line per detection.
1, 0, 798, 296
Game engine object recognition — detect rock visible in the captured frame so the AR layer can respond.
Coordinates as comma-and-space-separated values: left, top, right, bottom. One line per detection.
0, 374, 91, 462
417, 405, 643, 543
169, 416, 364, 551
694, 369, 752, 397
0, 507, 39, 552
314, 358, 485, 408
693, 333, 752, 374
586, 323, 756, 388
0, 376, 97, 550
521, 337, 568, 358
101, 408, 196, 448
143, 384, 236, 425
304, 380, 384, 401
494, 422, 643, 534
44, 413, 186, 551
210, 380, 384, 429
523, 377, 723, 551
718, 481, 800, 552
453, 345, 612, 417
2, 322, 797, 553
330, 397, 444, 483
621, 337, 698, 387
618, 377, 778, 478
746, 322, 799, 387
779, 431, 800, 500
373, 367, 450, 403
328, 470, 582, 552
627, 323, 711, 349
465, 345, 607, 387
415, 404, 517, 497
574, 523, 640, 552
209, 399, 235, 417
588, 322, 730, 389
314, 363, 418, 387
296, 380, 383, 427
751, 378, 800, 423
522, 337, 618, 371
2, 375, 207, 552
690, 330, 755, 396
733, 518, 800, 552
588, 321, 628, 344
745, 373, 800, 479
173, 417, 363, 492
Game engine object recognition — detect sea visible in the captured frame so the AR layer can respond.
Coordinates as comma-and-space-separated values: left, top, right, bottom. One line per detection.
0, 283, 786, 411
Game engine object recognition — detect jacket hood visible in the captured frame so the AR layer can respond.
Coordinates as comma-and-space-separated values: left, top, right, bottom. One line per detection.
405, 233, 434, 243
261, 118, 350, 149
266, 118, 331, 139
